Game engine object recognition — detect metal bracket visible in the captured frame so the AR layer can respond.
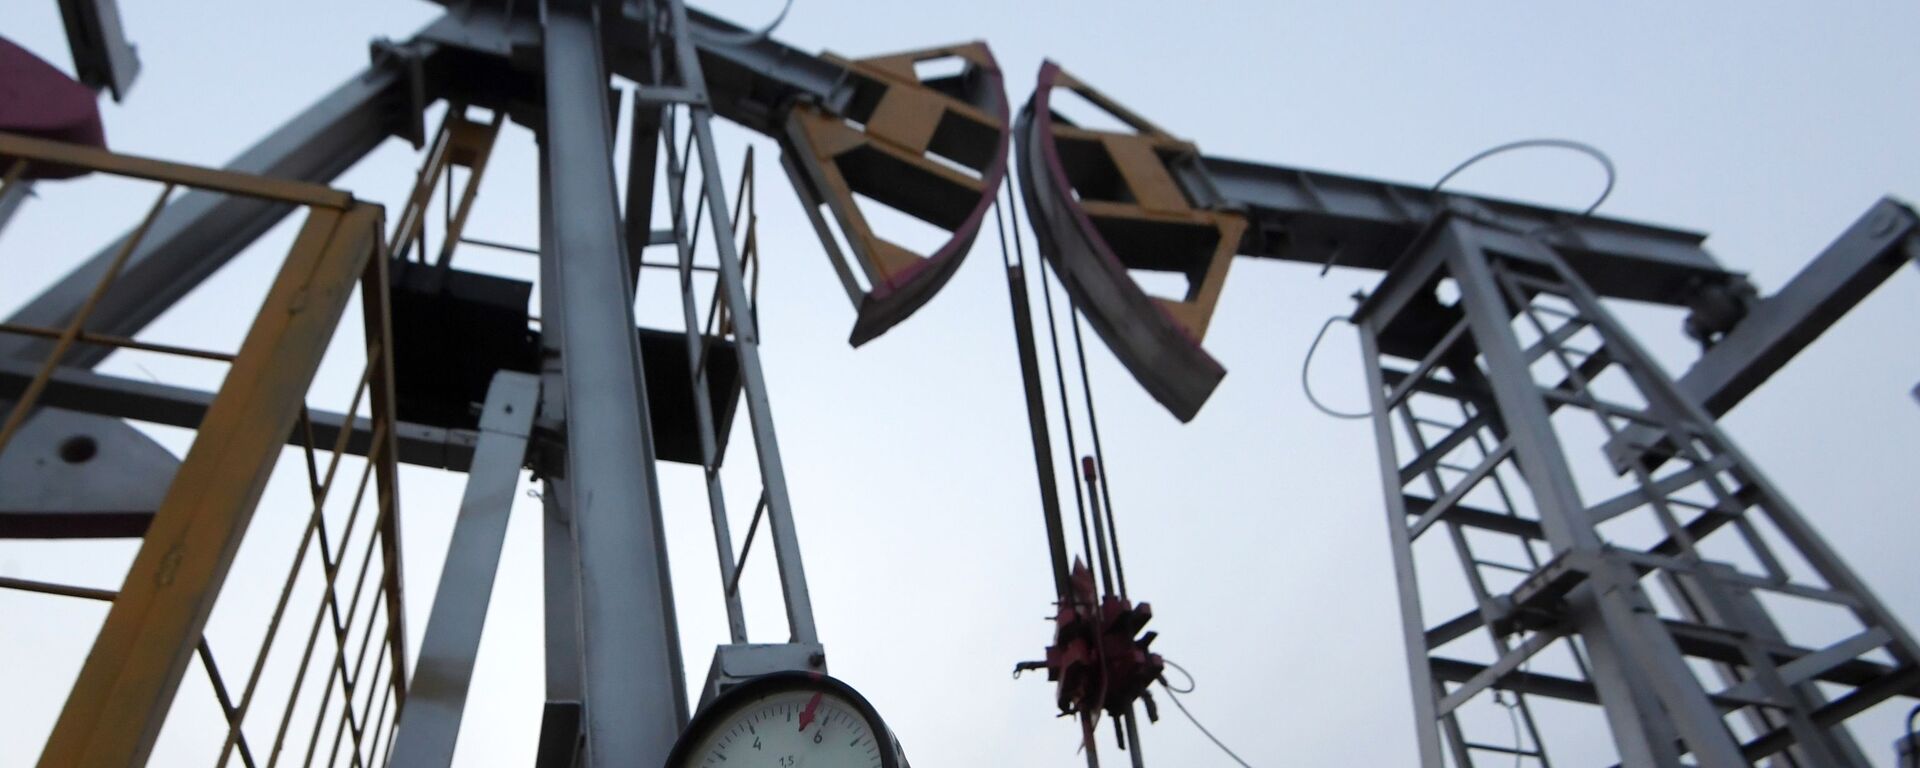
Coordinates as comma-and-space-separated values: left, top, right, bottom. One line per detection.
696, 642, 828, 712
0, 407, 175, 537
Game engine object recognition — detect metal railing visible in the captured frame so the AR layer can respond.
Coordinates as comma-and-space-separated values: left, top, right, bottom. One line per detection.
0, 131, 408, 768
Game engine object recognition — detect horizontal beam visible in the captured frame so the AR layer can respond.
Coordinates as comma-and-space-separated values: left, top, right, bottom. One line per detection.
671, 8, 854, 133
415, 3, 853, 138
1188, 155, 1737, 306
0, 132, 352, 209
1430, 657, 1598, 705
0, 359, 478, 471
2, 48, 423, 369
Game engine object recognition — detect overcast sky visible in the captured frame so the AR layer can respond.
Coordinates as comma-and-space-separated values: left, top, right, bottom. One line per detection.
4, 1, 1919, 766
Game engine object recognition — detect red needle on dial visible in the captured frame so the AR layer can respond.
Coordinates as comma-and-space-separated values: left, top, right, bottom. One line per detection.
797, 692, 823, 732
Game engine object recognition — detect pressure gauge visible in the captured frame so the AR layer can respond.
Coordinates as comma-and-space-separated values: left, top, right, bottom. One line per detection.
667, 671, 907, 768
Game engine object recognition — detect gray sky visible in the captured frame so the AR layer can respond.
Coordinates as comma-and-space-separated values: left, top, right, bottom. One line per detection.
3, 1, 1919, 765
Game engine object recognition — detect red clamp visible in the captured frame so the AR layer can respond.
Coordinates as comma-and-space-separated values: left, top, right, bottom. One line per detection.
1016, 560, 1163, 749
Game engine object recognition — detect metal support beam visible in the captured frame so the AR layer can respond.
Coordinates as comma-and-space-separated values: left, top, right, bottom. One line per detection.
664, 0, 819, 647
1190, 156, 1737, 306
540, 3, 686, 765
0, 178, 30, 238
623, 98, 663, 285
56, 0, 141, 100
629, 8, 854, 134
1353, 213, 1918, 766
37, 204, 383, 767
0, 44, 426, 367
0, 359, 478, 470
1612, 197, 1920, 469
388, 371, 538, 768
533, 141, 585, 768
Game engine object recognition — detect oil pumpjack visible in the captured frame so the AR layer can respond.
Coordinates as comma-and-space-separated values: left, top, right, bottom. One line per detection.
2, 2, 1918, 767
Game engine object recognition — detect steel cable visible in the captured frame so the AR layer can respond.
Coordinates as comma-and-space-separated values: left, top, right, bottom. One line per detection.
1157, 659, 1253, 768
690, 0, 795, 46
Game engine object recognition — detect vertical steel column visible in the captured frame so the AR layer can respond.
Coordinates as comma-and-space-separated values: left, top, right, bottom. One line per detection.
533, 145, 586, 768
1355, 214, 1918, 766
387, 371, 539, 768
1444, 221, 1743, 765
539, 3, 686, 765
659, 0, 817, 645
1356, 322, 1448, 768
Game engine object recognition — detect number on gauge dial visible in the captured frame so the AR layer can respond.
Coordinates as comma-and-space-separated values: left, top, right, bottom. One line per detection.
695, 690, 886, 767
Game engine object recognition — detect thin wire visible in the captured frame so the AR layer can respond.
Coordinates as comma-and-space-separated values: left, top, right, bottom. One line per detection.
1429, 138, 1616, 218
1160, 659, 1196, 694
1304, 139, 1616, 421
1160, 682, 1253, 768
1302, 315, 1370, 419
690, 0, 795, 45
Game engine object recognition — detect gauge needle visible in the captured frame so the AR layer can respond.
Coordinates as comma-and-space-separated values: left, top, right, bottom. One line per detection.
798, 692, 823, 732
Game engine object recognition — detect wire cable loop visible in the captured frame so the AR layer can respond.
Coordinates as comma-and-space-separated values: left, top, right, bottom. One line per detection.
1430, 137, 1616, 218
1302, 314, 1371, 420
690, 0, 795, 45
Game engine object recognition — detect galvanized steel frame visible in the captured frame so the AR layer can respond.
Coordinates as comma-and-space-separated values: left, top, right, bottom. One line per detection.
387, 371, 539, 767
1353, 213, 1920, 766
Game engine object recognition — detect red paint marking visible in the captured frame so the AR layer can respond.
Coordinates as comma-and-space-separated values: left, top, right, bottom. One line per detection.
797, 692, 823, 732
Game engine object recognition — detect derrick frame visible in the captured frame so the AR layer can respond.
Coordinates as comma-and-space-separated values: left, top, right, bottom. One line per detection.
1354, 213, 1920, 766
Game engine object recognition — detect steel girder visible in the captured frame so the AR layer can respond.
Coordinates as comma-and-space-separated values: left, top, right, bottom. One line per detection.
539, 3, 686, 764
386, 371, 539, 768
1352, 212, 1919, 767
1015, 63, 1750, 422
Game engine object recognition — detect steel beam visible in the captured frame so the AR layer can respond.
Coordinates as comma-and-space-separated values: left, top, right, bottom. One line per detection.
0, 357, 477, 464
416, 3, 853, 137
660, 8, 854, 133
388, 371, 538, 768
1674, 196, 1917, 416
37, 204, 383, 767
1442, 223, 1748, 765
0, 45, 424, 367
1357, 319, 1445, 768
664, 0, 819, 648
1190, 156, 1737, 306
56, 0, 140, 101
0, 178, 29, 238
623, 98, 663, 285
540, 3, 686, 764
534, 141, 586, 768
1612, 197, 1920, 469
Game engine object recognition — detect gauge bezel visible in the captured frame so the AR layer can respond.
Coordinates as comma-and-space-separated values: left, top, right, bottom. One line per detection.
665, 671, 903, 768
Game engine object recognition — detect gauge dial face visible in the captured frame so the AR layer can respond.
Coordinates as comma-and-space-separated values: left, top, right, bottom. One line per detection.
686, 689, 886, 767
